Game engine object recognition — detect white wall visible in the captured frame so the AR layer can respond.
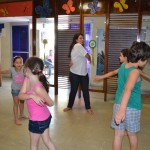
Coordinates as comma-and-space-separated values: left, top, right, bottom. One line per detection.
1, 23, 11, 71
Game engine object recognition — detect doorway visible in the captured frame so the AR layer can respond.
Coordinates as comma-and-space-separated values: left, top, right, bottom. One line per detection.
36, 18, 55, 86
12, 25, 29, 63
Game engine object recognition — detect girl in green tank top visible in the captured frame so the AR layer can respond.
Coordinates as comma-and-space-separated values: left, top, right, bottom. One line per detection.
112, 41, 150, 150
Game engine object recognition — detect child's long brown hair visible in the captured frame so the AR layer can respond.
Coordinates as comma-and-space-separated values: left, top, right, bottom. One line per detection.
24, 57, 49, 93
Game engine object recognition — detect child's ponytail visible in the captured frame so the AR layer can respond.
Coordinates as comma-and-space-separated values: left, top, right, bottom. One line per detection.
24, 57, 50, 93
39, 73, 49, 93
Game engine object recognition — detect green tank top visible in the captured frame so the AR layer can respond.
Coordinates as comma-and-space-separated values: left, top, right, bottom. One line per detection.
115, 63, 142, 110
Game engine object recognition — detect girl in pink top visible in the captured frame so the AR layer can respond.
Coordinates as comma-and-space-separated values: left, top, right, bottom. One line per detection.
18, 57, 56, 150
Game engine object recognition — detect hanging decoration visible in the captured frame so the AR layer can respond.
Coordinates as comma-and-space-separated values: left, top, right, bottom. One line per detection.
89, 40, 96, 65
0, 2, 32, 17
113, 0, 128, 13
0, 8, 8, 16
42, 39, 48, 60
62, 0, 75, 14
88, 0, 100, 14
43, 39, 48, 49
148, 1, 150, 6
35, 0, 52, 18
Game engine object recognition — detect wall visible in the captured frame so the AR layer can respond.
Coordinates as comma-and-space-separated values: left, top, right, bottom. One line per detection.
141, 16, 150, 92
1, 23, 11, 72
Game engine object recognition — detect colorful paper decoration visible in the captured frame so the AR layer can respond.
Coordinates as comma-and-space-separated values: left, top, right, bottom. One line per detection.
0, 2, 32, 17
88, 0, 100, 14
114, 0, 128, 13
62, 0, 75, 14
35, 0, 52, 18
89, 40, 96, 65
0, 8, 8, 16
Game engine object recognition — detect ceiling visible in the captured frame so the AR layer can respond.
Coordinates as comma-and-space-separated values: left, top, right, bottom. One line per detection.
0, 16, 32, 23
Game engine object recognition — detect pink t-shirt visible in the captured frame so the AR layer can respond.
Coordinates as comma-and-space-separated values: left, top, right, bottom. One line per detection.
25, 78, 50, 121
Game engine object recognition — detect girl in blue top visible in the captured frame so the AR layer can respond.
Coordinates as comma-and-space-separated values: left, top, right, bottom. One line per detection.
111, 41, 150, 150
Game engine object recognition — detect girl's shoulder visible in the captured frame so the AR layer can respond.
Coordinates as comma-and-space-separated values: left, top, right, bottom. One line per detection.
74, 43, 86, 53
74, 43, 83, 48
32, 80, 43, 89
120, 63, 126, 67
75, 43, 81, 46
10, 66, 24, 72
25, 78, 43, 93
9, 67, 15, 74
118, 63, 126, 70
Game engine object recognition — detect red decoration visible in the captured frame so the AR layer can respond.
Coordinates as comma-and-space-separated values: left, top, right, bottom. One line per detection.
0, 1, 32, 17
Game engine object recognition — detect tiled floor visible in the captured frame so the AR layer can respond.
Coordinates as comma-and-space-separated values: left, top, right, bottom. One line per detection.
0, 78, 150, 150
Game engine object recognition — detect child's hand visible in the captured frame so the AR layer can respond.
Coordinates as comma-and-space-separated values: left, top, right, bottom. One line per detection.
31, 94, 45, 106
114, 109, 125, 125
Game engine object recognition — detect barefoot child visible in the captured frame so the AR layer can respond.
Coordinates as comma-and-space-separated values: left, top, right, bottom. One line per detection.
111, 41, 150, 150
0, 56, 27, 125
18, 57, 56, 150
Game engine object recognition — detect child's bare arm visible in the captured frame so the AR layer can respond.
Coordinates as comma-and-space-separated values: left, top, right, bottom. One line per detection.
18, 79, 45, 106
0, 70, 9, 74
115, 69, 140, 125
139, 70, 150, 80
95, 69, 118, 81
35, 86, 54, 107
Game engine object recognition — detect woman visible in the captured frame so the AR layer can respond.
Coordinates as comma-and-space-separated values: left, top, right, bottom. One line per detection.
63, 33, 93, 115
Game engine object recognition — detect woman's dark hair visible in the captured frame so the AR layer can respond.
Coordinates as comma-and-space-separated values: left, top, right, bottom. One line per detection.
121, 48, 128, 57
13, 56, 23, 67
127, 41, 150, 63
68, 33, 84, 58
24, 57, 49, 93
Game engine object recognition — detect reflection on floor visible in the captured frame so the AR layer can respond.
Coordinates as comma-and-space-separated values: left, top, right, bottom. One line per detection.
0, 78, 150, 150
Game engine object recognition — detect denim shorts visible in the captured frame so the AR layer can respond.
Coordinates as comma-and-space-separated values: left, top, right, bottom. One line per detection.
111, 104, 141, 133
29, 115, 52, 134
11, 89, 20, 97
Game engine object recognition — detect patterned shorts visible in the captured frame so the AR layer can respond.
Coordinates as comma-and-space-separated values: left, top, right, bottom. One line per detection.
111, 104, 141, 133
